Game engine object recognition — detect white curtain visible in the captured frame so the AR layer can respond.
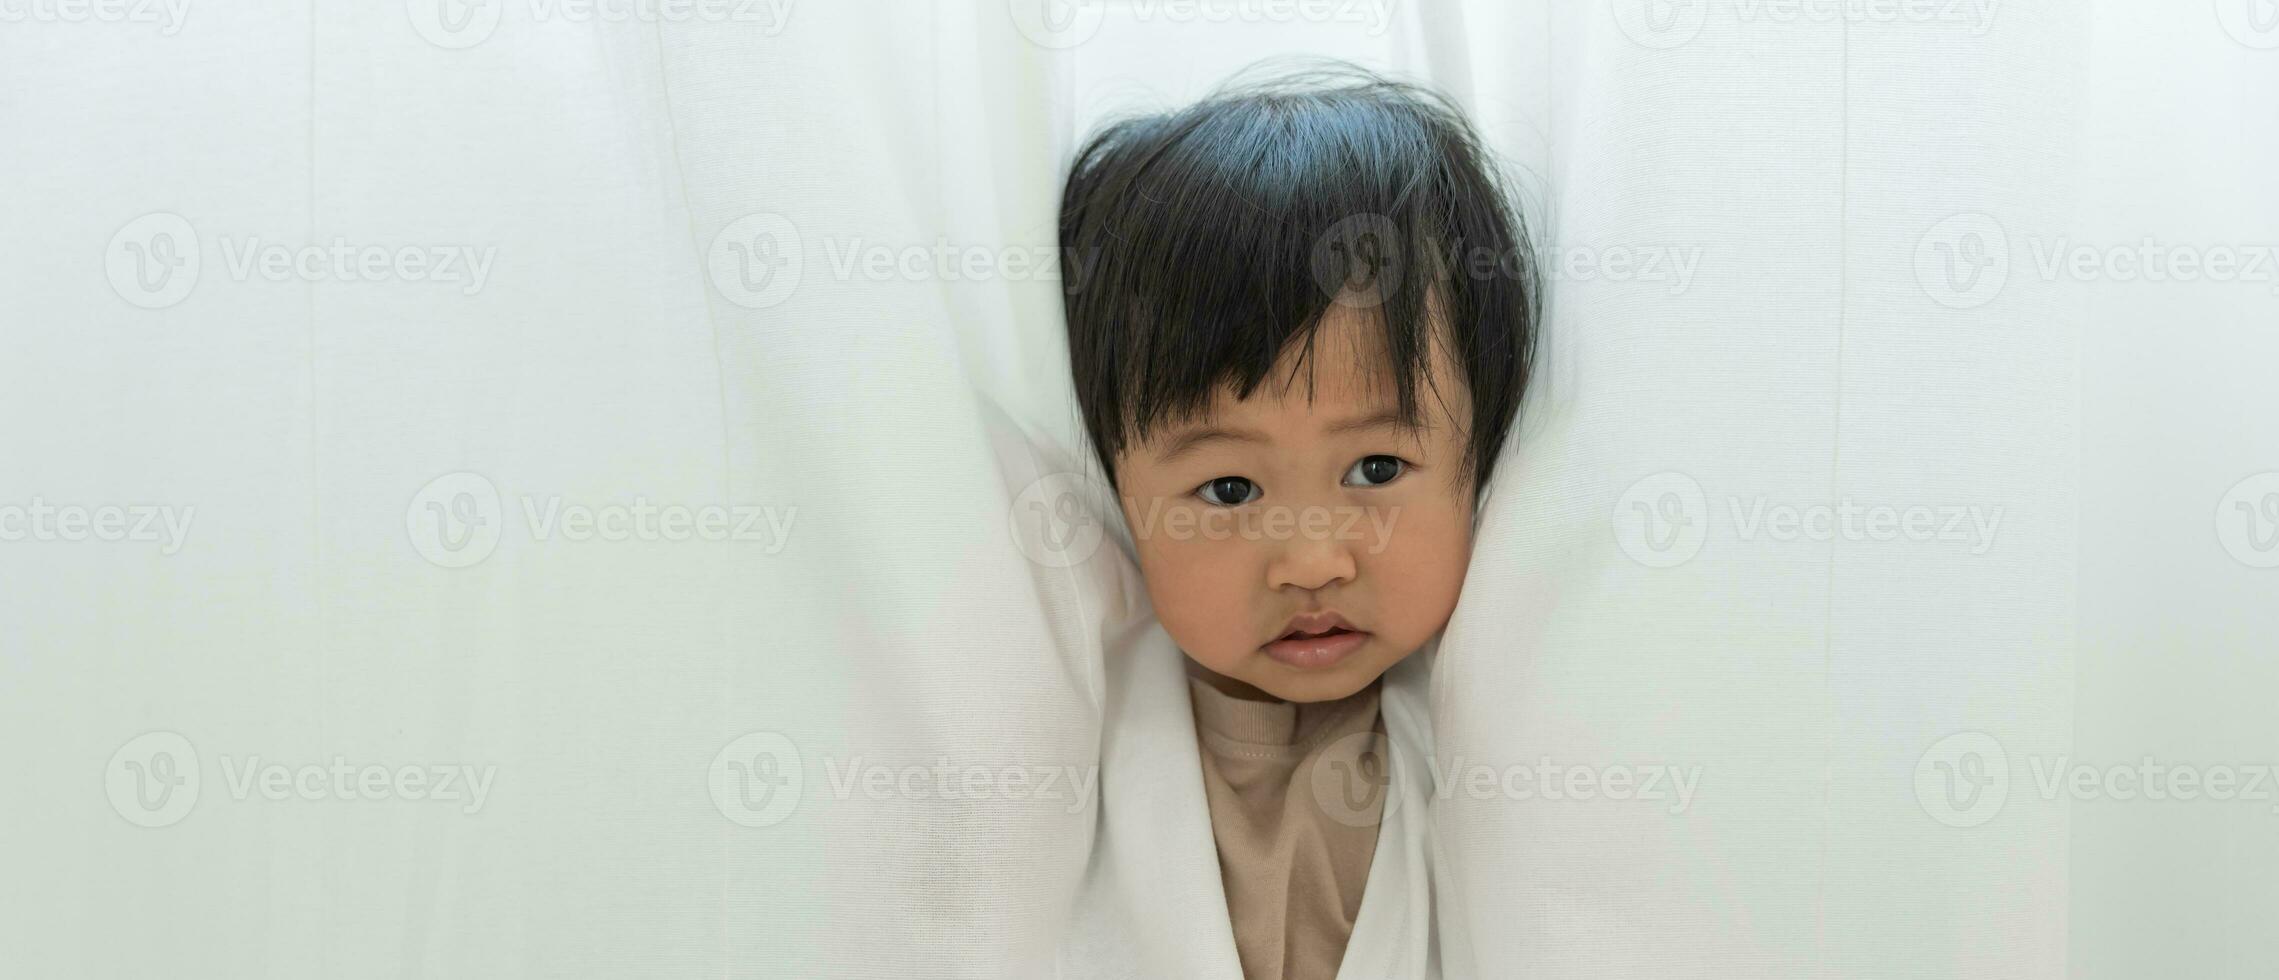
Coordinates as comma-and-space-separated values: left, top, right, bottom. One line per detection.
3, 1, 2272, 977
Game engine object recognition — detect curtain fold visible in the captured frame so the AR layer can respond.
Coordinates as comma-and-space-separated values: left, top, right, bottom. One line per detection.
4, 2, 2272, 977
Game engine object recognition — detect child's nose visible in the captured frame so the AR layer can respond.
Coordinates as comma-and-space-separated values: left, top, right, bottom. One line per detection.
1264, 519, 1359, 592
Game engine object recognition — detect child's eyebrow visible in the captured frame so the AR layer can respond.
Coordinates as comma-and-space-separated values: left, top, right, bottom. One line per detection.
1151, 426, 1265, 466
1326, 409, 1412, 436
1151, 409, 1416, 465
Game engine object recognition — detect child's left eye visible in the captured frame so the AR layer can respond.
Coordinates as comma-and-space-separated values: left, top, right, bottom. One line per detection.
1343, 455, 1406, 488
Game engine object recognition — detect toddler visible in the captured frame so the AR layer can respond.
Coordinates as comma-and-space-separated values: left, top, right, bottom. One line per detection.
1056, 62, 1537, 979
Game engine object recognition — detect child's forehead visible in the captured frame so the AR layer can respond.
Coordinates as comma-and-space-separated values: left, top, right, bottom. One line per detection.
1153, 358, 1445, 449
1117, 297, 1471, 465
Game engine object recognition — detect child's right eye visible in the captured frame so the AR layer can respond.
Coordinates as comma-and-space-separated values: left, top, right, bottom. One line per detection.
1194, 476, 1261, 507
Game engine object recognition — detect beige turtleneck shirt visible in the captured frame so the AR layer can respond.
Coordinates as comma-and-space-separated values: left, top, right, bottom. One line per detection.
1188, 674, 1389, 980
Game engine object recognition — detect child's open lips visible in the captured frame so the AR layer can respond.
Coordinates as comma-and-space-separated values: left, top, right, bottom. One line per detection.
1263, 611, 1368, 669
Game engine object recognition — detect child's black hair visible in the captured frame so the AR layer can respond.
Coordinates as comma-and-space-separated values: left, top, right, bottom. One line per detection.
1057, 60, 1538, 496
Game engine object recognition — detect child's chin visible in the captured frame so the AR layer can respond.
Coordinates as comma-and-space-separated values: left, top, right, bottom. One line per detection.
1260, 663, 1383, 704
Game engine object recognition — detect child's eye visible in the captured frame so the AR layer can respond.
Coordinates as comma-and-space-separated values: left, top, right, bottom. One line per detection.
1343, 455, 1407, 488
1194, 476, 1261, 507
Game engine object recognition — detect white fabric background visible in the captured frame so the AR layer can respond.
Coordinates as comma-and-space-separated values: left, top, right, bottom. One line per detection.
2, 1, 2274, 977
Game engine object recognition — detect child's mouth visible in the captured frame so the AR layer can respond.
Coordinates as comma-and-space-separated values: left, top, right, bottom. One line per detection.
1262, 627, 1368, 669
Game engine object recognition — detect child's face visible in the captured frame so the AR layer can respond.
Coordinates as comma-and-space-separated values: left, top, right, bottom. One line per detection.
1112, 304, 1477, 703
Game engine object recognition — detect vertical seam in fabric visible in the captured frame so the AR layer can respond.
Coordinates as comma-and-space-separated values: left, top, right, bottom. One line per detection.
307, 3, 324, 718
1817, 12, 1851, 972
638, 15, 738, 956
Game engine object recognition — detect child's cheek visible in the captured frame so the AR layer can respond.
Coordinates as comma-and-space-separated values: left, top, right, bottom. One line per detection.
1368, 496, 1472, 643
1134, 513, 1258, 661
